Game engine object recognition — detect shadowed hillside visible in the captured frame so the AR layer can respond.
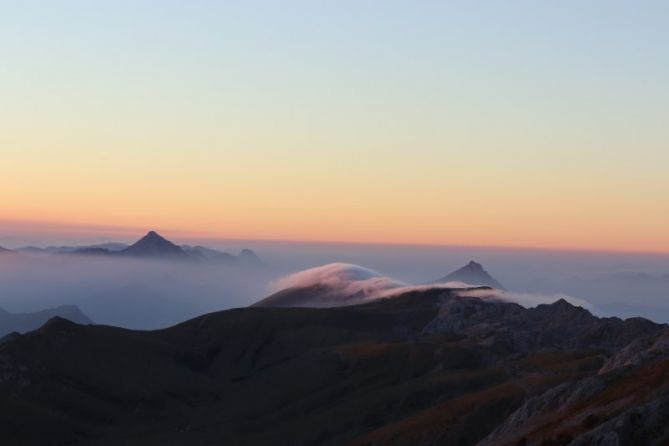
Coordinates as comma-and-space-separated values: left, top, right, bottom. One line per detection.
0, 304, 92, 338
0, 289, 667, 445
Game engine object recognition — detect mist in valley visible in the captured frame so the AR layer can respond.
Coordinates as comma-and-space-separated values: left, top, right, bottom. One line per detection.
0, 252, 280, 329
1, 237, 668, 329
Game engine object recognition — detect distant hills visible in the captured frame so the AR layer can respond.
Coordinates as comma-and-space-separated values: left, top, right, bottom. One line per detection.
19, 242, 128, 254
15, 231, 264, 267
0, 304, 92, 338
433, 260, 506, 290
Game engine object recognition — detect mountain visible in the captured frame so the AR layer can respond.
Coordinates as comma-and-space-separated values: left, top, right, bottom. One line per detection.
181, 245, 264, 266
252, 284, 494, 309
181, 244, 226, 259
120, 230, 191, 259
0, 304, 92, 337
254, 263, 494, 309
1, 288, 667, 445
0, 246, 15, 254
17, 231, 265, 266
434, 260, 506, 289
253, 284, 367, 308
239, 248, 265, 267
90, 242, 129, 252
71, 246, 114, 256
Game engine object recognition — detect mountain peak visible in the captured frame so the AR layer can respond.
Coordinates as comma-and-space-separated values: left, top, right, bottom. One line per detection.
433, 260, 506, 290
546, 297, 583, 312
121, 231, 185, 258
239, 249, 264, 267
465, 260, 484, 270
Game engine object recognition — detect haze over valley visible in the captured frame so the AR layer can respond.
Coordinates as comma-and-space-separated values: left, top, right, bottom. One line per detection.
1, 231, 668, 331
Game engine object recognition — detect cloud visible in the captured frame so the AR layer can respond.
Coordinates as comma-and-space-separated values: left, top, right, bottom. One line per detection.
273, 263, 592, 309
456, 288, 593, 310
272, 263, 405, 298
0, 253, 277, 329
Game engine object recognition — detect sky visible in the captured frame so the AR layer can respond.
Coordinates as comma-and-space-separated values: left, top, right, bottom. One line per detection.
2, 0, 668, 252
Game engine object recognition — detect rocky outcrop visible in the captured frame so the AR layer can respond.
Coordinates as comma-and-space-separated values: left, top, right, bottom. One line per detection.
424, 293, 663, 352
599, 327, 669, 373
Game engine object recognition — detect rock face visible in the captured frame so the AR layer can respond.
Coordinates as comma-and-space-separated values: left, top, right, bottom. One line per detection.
570, 396, 669, 446
0, 288, 668, 445
0, 304, 92, 337
434, 261, 506, 289
425, 296, 660, 352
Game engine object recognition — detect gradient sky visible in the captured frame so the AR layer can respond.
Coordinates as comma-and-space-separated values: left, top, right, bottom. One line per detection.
2, 0, 668, 252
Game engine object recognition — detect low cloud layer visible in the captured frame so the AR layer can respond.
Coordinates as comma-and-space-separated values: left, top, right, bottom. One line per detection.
0, 253, 279, 329
455, 288, 593, 310
273, 263, 405, 297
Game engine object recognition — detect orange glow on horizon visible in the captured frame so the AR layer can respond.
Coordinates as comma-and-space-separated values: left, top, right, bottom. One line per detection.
2, 1, 668, 256
1, 215, 668, 255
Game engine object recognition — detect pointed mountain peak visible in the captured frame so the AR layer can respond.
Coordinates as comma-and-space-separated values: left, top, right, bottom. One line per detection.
144, 230, 164, 240
133, 230, 176, 247
548, 298, 582, 311
464, 261, 484, 270
121, 230, 185, 258
433, 260, 506, 290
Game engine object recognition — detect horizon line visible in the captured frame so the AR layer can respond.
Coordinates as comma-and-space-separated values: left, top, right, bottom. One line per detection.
2, 218, 669, 257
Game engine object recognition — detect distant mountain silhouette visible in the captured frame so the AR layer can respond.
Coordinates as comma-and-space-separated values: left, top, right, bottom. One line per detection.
15, 231, 265, 267
181, 245, 224, 258
117, 231, 265, 266
180, 245, 265, 266
239, 248, 265, 267
120, 231, 189, 259
19, 243, 128, 254
433, 261, 505, 290
0, 304, 92, 337
70, 247, 114, 256
0, 246, 15, 254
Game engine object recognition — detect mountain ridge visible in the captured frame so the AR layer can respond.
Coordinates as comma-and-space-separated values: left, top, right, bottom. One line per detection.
0, 304, 92, 337
15, 231, 264, 267
0, 288, 667, 445
433, 260, 506, 290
